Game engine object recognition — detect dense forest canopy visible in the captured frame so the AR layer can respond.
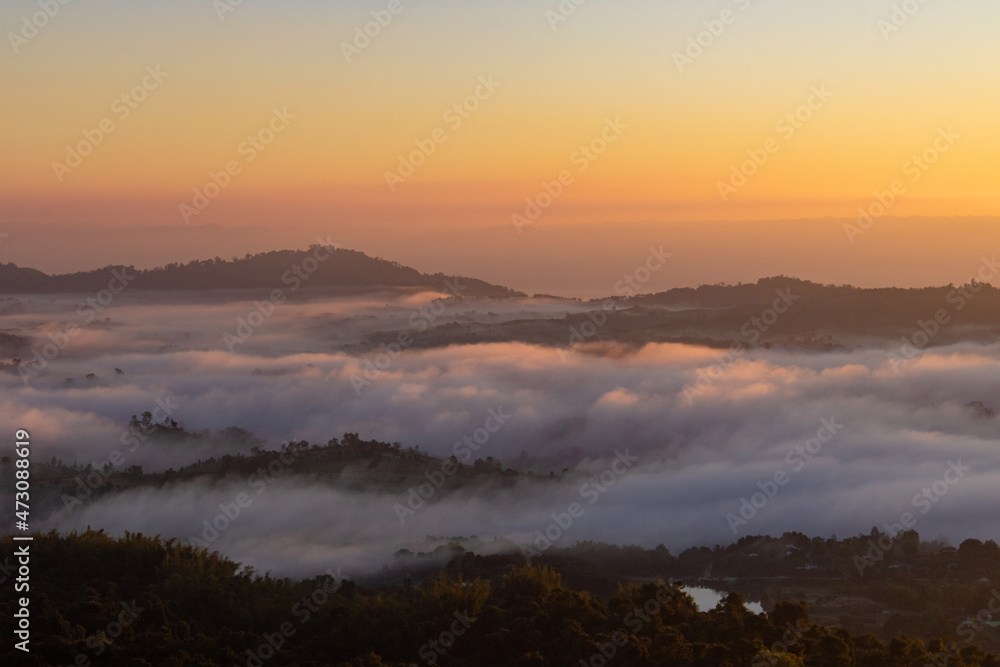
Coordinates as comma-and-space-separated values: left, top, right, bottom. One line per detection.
4, 531, 999, 666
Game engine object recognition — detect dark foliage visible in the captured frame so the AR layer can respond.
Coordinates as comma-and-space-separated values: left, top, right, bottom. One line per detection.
4, 531, 998, 666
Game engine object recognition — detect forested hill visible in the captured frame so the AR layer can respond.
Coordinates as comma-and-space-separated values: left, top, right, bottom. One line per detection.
0, 247, 524, 298
633, 275, 1000, 317
5, 531, 999, 666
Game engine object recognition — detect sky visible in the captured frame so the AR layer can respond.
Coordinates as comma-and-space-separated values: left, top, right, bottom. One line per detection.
5, 2, 1000, 580
2, 0, 998, 245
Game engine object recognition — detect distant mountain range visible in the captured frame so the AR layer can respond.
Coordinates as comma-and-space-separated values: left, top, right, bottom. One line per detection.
352, 274, 1000, 353
5, 248, 1000, 352
0, 247, 524, 298
623, 274, 1000, 341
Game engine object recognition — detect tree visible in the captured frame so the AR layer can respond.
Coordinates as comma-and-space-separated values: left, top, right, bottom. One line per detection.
898, 530, 920, 558
771, 601, 809, 630
753, 650, 806, 666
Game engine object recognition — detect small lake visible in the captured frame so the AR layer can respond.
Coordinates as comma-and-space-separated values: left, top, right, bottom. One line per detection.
686, 586, 765, 614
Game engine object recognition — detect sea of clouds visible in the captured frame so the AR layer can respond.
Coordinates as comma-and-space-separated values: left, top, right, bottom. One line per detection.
2, 290, 999, 577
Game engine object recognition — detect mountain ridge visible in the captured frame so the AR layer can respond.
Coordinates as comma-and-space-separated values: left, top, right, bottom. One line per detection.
0, 247, 525, 298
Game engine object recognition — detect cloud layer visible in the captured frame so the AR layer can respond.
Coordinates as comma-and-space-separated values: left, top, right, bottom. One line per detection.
3, 291, 1000, 577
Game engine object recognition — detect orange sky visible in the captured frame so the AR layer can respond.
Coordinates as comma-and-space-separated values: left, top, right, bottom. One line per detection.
1, 0, 998, 235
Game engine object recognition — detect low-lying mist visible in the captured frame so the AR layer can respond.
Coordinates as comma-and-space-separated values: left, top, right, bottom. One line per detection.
3, 290, 1000, 577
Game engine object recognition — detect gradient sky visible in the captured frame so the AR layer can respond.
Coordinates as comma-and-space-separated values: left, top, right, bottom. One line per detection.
1, 0, 998, 232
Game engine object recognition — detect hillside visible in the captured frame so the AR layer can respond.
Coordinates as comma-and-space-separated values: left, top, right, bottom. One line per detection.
0, 247, 524, 298
3, 531, 998, 666
633, 276, 1000, 332
339, 275, 1000, 357
1, 428, 553, 525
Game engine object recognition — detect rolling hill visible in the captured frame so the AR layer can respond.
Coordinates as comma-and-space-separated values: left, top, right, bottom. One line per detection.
0, 247, 524, 298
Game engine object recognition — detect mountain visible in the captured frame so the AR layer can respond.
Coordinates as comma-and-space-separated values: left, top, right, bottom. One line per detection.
349, 275, 1000, 354
0, 247, 524, 298
626, 275, 1000, 340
